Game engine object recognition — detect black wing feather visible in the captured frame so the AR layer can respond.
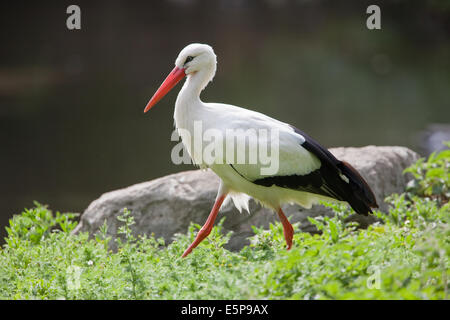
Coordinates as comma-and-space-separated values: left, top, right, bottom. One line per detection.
251, 126, 378, 215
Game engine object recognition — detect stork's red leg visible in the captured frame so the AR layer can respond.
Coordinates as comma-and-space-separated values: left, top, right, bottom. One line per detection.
181, 194, 227, 258
277, 208, 294, 250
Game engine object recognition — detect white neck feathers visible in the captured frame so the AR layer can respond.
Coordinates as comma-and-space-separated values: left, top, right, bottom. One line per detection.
174, 64, 216, 127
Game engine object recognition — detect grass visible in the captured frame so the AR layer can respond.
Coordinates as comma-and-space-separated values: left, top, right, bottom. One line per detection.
0, 146, 448, 299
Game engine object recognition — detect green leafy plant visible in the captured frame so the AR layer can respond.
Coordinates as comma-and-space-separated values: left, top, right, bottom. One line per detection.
404, 141, 449, 205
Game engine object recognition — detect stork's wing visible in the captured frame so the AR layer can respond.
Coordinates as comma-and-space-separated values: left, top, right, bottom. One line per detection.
253, 125, 378, 215
229, 124, 346, 201
204, 103, 378, 214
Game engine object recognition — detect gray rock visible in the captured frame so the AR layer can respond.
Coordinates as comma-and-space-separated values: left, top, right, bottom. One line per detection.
73, 146, 420, 250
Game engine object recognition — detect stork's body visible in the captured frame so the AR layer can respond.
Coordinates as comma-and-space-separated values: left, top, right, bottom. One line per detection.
145, 44, 378, 257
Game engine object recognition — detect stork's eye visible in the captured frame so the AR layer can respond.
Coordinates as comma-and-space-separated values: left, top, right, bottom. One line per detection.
184, 56, 194, 64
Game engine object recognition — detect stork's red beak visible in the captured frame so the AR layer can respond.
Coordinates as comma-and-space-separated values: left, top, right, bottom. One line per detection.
144, 66, 186, 113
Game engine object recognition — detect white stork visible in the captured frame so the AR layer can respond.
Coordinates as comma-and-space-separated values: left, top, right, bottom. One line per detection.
144, 43, 378, 257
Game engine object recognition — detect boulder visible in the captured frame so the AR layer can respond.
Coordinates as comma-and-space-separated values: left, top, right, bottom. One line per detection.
73, 146, 420, 250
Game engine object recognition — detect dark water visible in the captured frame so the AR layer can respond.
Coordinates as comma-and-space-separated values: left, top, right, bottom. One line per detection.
1, 1, 449, 241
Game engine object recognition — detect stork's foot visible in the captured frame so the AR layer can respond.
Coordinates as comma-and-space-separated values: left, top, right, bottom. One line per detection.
182, 226, 212, 258
277, 208, 294, 250
181, 194, 227, 258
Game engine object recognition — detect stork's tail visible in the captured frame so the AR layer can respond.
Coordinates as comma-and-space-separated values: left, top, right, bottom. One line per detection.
337, 161, 378, 215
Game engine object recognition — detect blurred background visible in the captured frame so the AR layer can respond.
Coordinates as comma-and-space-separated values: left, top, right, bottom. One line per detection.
0, 0, 449, 241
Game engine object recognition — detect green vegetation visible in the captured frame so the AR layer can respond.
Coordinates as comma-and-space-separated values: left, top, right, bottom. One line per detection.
0, 147, 448, 299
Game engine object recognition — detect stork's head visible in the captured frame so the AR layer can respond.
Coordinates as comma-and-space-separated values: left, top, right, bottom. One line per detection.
175, 43, 216, 76
144, 43, 216, 113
